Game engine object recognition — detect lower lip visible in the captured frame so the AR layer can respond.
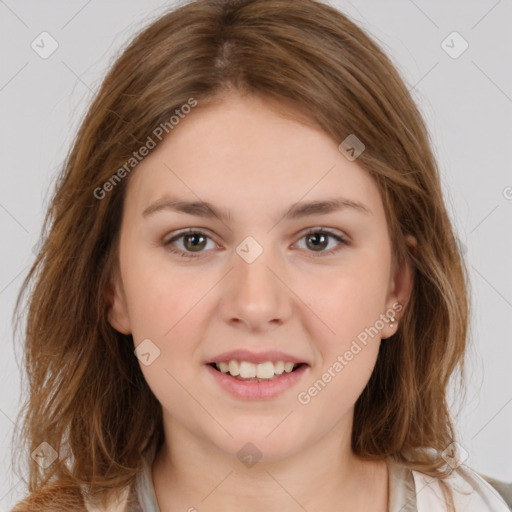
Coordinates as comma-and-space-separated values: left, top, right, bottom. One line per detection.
205, 363, 309, 400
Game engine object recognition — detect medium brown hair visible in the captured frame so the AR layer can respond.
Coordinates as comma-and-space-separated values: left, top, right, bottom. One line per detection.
11, 0, 469, 510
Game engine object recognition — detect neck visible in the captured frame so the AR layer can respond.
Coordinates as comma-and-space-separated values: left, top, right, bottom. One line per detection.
151, 418, 388, 512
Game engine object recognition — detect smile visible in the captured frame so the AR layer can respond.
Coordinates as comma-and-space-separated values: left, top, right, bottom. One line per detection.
205, 361, 309, 400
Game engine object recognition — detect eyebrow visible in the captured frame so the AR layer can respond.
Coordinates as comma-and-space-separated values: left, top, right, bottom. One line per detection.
142, 196, 373, 222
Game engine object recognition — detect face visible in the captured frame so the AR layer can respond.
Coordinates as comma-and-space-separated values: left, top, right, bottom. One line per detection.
107, 92, 414, 462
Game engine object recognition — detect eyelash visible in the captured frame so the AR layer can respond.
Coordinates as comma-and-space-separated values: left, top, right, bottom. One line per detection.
163, 228, 349, 259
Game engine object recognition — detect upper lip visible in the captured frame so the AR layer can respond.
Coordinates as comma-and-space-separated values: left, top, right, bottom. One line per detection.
206, 349, 309, 365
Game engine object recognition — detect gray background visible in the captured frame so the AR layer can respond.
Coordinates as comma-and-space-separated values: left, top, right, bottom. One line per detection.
1, 0, 511, 509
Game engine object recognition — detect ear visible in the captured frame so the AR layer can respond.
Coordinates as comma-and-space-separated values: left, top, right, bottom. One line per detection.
105, 268, 132, 335
382, 234, 416, 339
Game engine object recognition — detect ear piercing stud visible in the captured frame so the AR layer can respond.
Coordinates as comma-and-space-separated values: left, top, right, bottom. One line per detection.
389, 316, 397, 328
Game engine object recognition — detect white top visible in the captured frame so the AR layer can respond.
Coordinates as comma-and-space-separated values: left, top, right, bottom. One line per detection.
84, 443, 511, 512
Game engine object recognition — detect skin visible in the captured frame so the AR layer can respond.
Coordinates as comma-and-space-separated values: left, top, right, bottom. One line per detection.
107, 92, 415, 512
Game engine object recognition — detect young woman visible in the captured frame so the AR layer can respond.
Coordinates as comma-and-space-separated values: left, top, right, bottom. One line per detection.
11, 0, 511, 511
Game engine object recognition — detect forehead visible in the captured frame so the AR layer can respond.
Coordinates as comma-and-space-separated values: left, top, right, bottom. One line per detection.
125, 94, 384, 221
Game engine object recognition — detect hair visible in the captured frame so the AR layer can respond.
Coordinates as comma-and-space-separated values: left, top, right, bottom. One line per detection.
11, 0, 470, 510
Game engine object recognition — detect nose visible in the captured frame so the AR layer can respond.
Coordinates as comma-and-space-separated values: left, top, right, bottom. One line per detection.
218, 245, 293, 332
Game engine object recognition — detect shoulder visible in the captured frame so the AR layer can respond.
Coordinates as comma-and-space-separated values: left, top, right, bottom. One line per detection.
411, 464, 511, 511
83, 484, 140, 512
481, 475, 512, 510
83, 441, 158, 512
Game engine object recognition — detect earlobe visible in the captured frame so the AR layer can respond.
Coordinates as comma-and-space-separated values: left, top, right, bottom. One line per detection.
105, 273, 132, 335
384, 234, 417, 338
397, 234, 416, 309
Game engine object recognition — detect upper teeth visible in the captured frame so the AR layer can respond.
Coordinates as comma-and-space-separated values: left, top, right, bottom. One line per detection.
215, 360, 298, 379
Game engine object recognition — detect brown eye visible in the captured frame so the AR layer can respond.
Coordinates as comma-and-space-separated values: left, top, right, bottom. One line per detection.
164, 230, 217, 258
305, 232, 329, 251
164, 228, 348, 260
296, 229, 348, 257
182, 233, 207, 252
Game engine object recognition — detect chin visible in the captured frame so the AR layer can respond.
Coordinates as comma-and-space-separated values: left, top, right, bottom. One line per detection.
207, 426, 304, 464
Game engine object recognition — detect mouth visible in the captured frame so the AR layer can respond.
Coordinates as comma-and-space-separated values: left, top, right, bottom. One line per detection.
205, 360, 309, 400
208, 362, 308, 382
207, 361, 307, 382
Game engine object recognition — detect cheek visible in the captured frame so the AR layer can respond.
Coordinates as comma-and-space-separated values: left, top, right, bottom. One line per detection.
120, 247, 203, 340
298, 252, 391, 351
295, 265, 387, 414
123, 260, 207, 418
